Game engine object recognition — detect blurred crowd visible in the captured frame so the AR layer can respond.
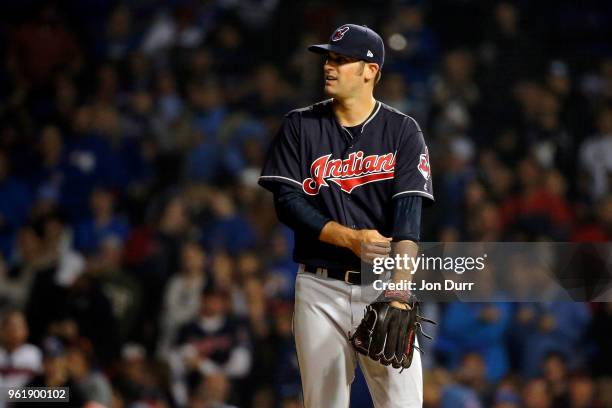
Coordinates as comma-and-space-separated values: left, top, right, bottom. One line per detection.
0, 1, 611, 407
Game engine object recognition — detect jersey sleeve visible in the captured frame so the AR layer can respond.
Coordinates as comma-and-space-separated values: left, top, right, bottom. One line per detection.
392, 117, 434, 202
258, 113, 304, 193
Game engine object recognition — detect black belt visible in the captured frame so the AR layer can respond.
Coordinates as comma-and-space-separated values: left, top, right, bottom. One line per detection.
300, 264, 361, 284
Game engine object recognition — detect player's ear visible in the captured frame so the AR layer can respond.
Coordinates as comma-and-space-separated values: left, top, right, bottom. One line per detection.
364, 63, 380, 82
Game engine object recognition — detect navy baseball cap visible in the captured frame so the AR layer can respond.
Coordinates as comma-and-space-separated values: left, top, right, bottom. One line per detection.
308, 24, 385, 68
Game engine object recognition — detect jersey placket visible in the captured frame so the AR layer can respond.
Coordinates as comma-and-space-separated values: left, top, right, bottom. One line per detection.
335, 101, 381, 230
340, 124, 361, 229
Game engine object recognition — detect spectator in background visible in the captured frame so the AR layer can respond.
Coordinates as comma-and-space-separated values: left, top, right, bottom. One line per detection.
546, 61, 593, 140
201, 191, 256, 255
24, 212, 115, 359
210, 24, 249, 77
240, 277, 272, 403
436, 138, 477, 234
189, 79, 226, 139
235, 251, 261, 283
25, 214, 85, 343
88, 236, 142, 344
597, 378, 612, 408
54, 215, 85, 283
287, 33, 325, 103
542, 352, 570, 406
572, 194, 612, 242
240, 65, 293, 120
464, 185, 499, 241
6, 5, 82, 89
1, 224, 48, 308
152, 69, 185, 152
150, 69, 189, 188
30, 125, 67, 203
513, 301, 590, 378
93, 64, 120, 106
125, 52, 155, 92
384, 3, 438, 86
91, 103, 153, 192
0, 150, 32, 259
158, 240, 208, 359
112, 343, 156, 406
97, 5, 140, 62
579, 105, 612, 202
56, 272, 119, 363
207, 251, 250, 318
61, 106, 115, 220
522, 378, 552, 408
49, 75, 79, 133
567, 373, 596, 408
188, 372, 238, 408
136, 194, 196, 341
66, 338, 113, 407
74, 187, 130, 254
581, 58, 612, 104
170, 283, 251, 406
271, 302, 300, 404
26, 337, 86, 408
182, 80, 227, 183
141, 6, 206, 57
455, 353, 493, 405
480, 1, 541, 110
123, 89, 156, 141
441, 377, 483, 408
491, 378, 522, 408
525, 88, 573, 175
431, 49, 480, 136
500, 158, 572, 239
436, 300, 513, 383
423, 368, 451, 408
260, 227, 296, 300
378, 73, 429, 126
222, 119, 267, 180
0, 310, 42, 396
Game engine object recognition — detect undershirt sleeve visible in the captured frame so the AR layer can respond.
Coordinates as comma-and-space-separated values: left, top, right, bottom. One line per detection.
392, 195, 422, 242
273, 184, 332, 237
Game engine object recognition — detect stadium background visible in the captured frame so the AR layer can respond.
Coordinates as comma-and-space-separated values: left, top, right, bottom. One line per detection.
0, 0, 611, 407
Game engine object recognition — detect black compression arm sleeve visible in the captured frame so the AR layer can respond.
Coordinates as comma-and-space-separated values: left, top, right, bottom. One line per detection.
392, 196, 422, 242
273, 184, 332, 236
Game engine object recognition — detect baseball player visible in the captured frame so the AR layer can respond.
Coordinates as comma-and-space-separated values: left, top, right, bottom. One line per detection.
259, 24, 434, 408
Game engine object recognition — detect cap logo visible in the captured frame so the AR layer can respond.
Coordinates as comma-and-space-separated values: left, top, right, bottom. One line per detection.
367, 50, 374, 57
332, 26, 350, 41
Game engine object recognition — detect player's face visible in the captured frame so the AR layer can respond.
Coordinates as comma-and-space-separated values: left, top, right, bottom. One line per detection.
323, 52, 365, 98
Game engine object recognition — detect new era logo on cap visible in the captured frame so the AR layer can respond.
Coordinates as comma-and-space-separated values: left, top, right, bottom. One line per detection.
367, 50, 374, 57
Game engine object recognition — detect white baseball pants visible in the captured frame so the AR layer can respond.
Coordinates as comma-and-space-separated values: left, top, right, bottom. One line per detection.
293, 267, 423, 408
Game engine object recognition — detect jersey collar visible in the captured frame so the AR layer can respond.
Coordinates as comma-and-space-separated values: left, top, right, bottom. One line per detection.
332, 100, 382, 135
360, 101, 381, 134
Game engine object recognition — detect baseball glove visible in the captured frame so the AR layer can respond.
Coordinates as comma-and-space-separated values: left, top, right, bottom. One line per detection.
349, 291, 436, 371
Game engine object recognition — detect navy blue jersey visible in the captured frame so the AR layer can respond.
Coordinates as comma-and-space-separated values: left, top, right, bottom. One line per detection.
259, 99, 434, 270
